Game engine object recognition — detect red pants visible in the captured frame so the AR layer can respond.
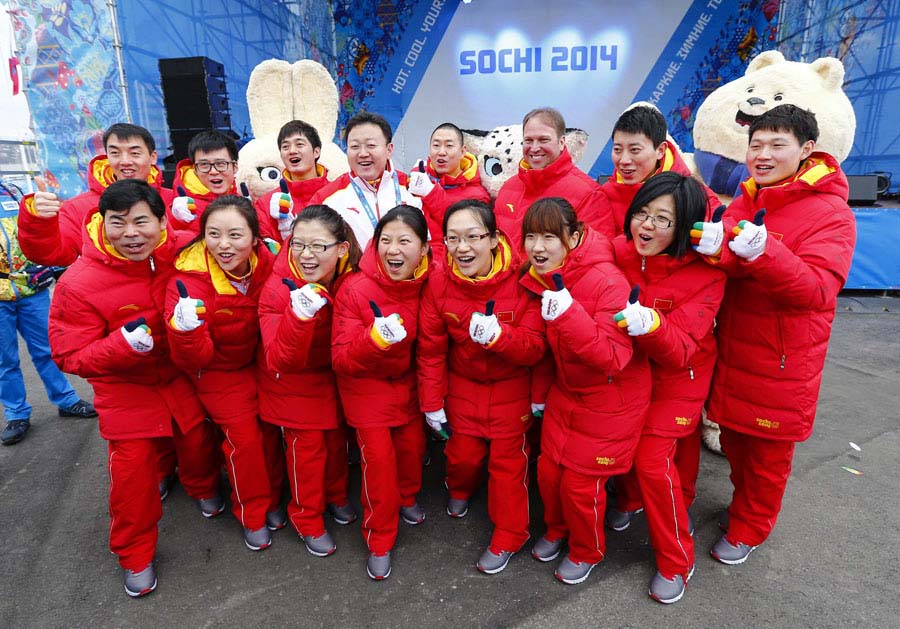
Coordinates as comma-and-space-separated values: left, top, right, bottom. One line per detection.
171, 420, 221, 500
283, 426, 350, 537
357, 420, 425, 553
108, 438, 163, 571
446, 432, 530, 552
720, 427, 795, 547
538, 455, 608, 564
197, 370, 271, 530
633, 435, 694, 579
615, 428, 701, 511
259, 420, 287, 513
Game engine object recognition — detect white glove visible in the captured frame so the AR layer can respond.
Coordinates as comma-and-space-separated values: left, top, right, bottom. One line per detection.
728, 210, 767, 261
614, 301, 660, 336
171, 280, 205, 332
283, 279, 328, 320
531, 403, 545, 416
369, 301, 407, 347
121, 318, 154, 353
541, 287, 573, 321
469, 312, 502, 346
171, 187, 197, 223
690, 205, 726, 257
424, 408, 447, 433
407, 161, 435, 197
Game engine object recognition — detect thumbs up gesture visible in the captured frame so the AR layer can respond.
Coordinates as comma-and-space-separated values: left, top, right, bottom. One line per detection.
283, 278, 328, 320
239, 181, 252, 200
368, 300, 407, 348
121, 317, 154, 353
407, 160, 435, 197
690, 205, 727, 257
171, 186, 197, 223
728, 209, 767, 261
270, 179, 294, 240
541, 273, 573, 321
170, 279, 206, 331
32, 176, 62, 218
469, 299, 502, 346
613, 286, 660, 336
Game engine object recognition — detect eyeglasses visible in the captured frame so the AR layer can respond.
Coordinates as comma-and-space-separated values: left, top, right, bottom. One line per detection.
290, 240, 340, 254
444, 232, 492, 247
632, 210, 673, 229
194, 160, 236, 174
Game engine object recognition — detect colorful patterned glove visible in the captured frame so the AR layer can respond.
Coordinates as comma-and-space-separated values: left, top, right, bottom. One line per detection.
690, 205, 727, 257
407, 160, 435, 197
531, 403, 545, 418
282, 278, 328, 320
729, 209, 767, 262
170, 279, 206, 331
121, 317, 154, 353
369, 300, 407, 348
424, 408, 451, 439
469, 299, 501, 346
541, 274, 573, 321
613, 286, 660, 336
171, 186, 197, 223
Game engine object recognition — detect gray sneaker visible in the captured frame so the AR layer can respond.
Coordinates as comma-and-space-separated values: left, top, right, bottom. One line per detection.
554, 554, 598, 585
688, 511, 696, 536
649, 571, 687, 604
476, 547, 514, 574
197, 494, 225, 518
446, 497, 469, 518
266, 509, 287, 531
327, 501, 358, 525
0, 419, 30, 446
531, 536, 564, 562
400, 503, 425, 525
605, 507, 643, 532
243, 526, 272, 551
123, 563, 157, 598
301, 531, 336, 557
367, 551, 392, 580
710, 535, 756, 565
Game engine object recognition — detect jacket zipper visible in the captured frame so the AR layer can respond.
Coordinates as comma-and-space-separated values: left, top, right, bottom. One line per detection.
775, 317, 786, 369
688, 365, 694, 380
641, 256, 646, 272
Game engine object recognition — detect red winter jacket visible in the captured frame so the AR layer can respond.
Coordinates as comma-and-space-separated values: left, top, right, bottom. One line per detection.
331, 242, 431, 429
257, 245, 353, 430
417, 235, 545, 438
166, 159, 237, 241
600, 143, 721, 236
495, 147, 611, 250
414, 152, 491, 259
254, 164, 331, 242
707, 153, 856, 442
165, 240, 275, 374
520, 228, 651, 475
49, 213, 205, 440
612, 236, 725, 438
18, 155, 171, 266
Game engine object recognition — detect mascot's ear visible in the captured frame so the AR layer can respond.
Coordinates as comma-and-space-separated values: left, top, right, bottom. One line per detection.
291, 60, 339, 142
564, 128, 588, 163
461, 129, 488, 156
746, 50, 785, 74
810, 56, 845, 91
247, 59, 295, 137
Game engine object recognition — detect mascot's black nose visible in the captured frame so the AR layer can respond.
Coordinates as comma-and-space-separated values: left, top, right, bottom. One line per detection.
747, 96, 765, 106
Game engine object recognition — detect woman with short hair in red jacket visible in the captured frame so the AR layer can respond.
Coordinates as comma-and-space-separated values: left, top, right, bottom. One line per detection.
609, 172, 726, 604
518, 197, 651, 585
258, 205, 363, 558
331, 204, 431, 581
165, 195, 280, 552
417, 199, 545, 575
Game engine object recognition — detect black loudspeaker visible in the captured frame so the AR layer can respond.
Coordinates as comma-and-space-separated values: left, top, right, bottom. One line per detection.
847, 175, 879, 206
159, 57, 232, 161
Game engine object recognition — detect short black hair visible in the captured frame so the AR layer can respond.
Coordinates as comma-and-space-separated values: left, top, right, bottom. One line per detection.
624, 171, 707, 259
443, 199, 496, 237
188, 129, 238, 162
98, 179, 165, 218
278, 120, 323, 150
431, 122, 464, 147
344, 111, 393, 144
373, 205, 428, 246
103, 123, 156, 153
749, 104, 819, 145
612, 105, 668, 147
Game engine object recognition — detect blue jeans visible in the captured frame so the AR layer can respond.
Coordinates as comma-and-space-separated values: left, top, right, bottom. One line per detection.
0, 289, 80, 421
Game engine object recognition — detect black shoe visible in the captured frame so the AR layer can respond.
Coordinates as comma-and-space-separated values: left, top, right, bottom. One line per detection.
59, 399, 97, 418
1, 420, 30, 445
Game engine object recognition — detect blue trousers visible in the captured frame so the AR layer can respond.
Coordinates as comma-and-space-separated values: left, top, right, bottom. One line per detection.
0, 290, 80, 421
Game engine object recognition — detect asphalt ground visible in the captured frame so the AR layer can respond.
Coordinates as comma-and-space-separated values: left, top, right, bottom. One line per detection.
1, 293, 897, 628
